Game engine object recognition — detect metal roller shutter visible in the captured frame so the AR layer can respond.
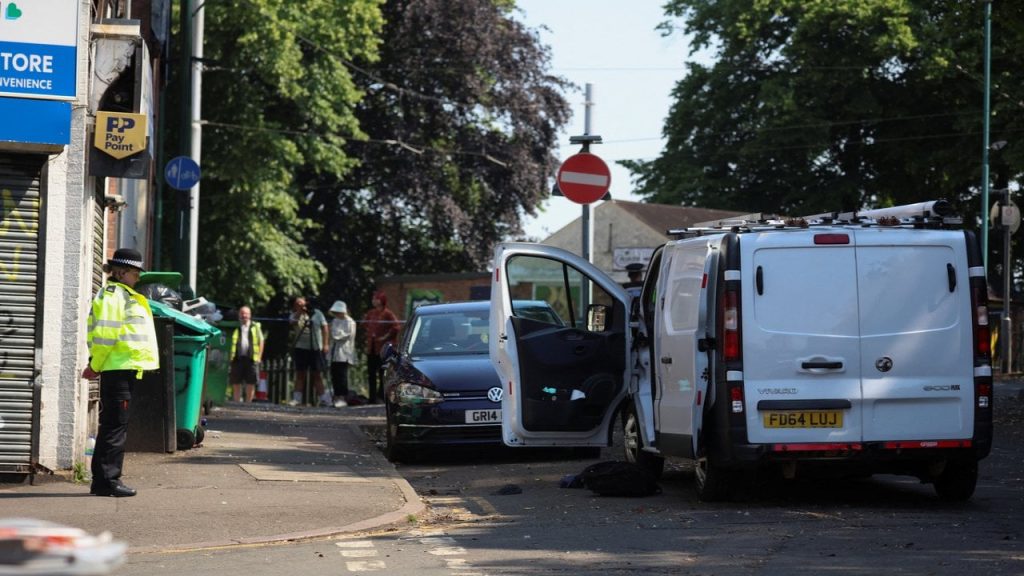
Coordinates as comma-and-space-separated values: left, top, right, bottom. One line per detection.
0, 154, 45, 473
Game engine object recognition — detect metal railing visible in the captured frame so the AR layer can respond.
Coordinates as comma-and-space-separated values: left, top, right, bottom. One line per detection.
259, 355, 371, 405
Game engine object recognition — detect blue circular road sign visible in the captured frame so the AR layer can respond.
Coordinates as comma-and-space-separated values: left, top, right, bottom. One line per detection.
165, 156, 201, 191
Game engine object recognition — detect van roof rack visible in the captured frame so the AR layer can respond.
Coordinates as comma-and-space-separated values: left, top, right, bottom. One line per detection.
667, 199, 962, 237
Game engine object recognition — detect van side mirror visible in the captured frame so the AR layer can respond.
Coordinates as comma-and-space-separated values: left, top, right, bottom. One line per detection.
380, 343, 396, 362
587, 304, 609, 332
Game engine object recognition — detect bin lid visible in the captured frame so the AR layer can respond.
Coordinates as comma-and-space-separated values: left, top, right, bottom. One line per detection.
149, 299, 221, 337
136, 271, 183, 289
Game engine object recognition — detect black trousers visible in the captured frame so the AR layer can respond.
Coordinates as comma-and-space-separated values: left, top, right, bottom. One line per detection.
331, 361, 350, 398
367, 353, 383, 403
92, 370, 135, 488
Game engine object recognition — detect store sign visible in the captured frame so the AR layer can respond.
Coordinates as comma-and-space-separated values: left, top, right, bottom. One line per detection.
613, 247, 654, 271
0, 0, 78, 100
94, 111, 147, 159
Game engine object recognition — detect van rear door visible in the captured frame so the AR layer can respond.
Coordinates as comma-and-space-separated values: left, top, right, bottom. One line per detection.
743, 231, 864, 445
854, 229, 974, 442
654, 239, 718, 458
490, 243, 630, 447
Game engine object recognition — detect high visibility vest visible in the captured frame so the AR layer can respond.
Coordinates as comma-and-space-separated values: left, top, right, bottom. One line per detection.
230, 322, 264, 362
87, 281, 159, 373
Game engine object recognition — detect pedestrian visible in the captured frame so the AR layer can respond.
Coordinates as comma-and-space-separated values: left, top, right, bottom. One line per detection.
230, 305, 264, 403
82, 248, 159, 497
363, 290, 398, 403
287, 296, 329, 406
327, 300, 357, 407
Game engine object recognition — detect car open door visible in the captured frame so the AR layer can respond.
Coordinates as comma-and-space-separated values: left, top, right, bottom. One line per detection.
490, 242, 631, 447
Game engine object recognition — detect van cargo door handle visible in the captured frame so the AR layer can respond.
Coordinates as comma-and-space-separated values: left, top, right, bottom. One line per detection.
801, 361, 843, 370
660, 356, 672, 364
947, 263, 956, 292
574, 345, 587, 355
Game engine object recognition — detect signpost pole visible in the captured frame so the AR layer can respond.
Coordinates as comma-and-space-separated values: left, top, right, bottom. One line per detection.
1002, 188, 1013, 373
582, 83, 595, 267
177, 0, 194, 282
581, 84, 595, 313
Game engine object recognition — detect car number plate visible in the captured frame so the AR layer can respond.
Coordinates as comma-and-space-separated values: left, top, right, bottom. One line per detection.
466, 409, 501, 424
763, 410, 843, 428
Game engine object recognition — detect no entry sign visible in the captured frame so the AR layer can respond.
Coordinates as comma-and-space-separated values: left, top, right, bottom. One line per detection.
557, 152, 611, 204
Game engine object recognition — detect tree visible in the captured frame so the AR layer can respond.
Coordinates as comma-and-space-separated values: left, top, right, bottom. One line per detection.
626, 0, 1023, 220
304, 0, 571, 314
194, 0, 384, 309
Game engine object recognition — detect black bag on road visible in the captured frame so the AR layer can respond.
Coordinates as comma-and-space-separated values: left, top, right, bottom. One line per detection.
579, 460, 662, 497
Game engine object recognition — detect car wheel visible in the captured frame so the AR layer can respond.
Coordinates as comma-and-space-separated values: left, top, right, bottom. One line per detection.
384, 412, 413, 463
623, 405, 665, 478
934, 459, 978, 501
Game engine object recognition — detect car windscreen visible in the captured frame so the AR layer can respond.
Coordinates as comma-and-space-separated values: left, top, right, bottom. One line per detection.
406, 310, 490, 356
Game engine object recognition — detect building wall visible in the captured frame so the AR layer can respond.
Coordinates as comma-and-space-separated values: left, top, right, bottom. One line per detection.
376, 273, 492, 321
37, 0, 93, 471
543, 202, 668, 284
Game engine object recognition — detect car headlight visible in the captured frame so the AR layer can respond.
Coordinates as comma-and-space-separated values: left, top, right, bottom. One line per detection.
394, 382, 444, 405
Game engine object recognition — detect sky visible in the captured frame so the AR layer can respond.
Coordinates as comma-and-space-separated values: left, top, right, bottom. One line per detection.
513, 1, 692, 239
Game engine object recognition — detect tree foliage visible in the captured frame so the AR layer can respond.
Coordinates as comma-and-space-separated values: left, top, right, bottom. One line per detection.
195, 0, 384, 309
187, 0, 568, 318
627, 0, 1023, 220
304, 0, 571, 316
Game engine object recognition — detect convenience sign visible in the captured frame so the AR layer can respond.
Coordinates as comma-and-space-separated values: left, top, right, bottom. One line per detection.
0, 0, 78, 100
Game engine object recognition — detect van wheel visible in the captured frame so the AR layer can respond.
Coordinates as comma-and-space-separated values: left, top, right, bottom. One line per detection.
934, 460, 978, 501
695, 439, 730, 502
623, 407, 665, 478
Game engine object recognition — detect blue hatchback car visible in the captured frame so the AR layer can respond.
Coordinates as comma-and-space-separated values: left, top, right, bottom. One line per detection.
382, 300, 561, 462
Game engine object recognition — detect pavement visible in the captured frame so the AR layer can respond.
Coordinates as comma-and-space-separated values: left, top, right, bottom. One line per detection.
0, 402, 422, 554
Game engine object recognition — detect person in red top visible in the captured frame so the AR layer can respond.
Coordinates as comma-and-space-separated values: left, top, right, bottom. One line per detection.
363, 290, 398, 403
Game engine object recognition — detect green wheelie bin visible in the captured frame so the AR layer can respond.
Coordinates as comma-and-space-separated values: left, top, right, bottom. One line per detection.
148, 300, 221, 450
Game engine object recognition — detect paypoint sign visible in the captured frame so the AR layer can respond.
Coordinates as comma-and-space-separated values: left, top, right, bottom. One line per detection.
94, 112, 147, 159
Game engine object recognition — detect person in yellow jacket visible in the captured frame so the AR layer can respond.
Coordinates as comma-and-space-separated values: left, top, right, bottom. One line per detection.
81, 248, 159, 497
230, 305, 265, 402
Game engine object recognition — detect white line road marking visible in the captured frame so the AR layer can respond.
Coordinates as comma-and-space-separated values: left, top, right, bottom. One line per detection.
340, 549, 379, 558
419, 537, 457, 545
428, 546, 467, 556
345, 560, 387, 571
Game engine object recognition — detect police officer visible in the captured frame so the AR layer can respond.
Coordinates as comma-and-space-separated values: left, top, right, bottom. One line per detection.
623, 262, 645, 301
82, 248, 159, 497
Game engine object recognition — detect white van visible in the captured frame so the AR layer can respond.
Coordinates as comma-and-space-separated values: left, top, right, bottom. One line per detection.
489, 201, 993, 501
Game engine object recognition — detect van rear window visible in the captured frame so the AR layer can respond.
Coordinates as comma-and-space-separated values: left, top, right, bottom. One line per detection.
857, 246, 959, 335
752, 247, 859, 336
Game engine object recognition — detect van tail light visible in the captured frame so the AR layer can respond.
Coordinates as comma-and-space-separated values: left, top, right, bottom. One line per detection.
976, 382, 991, 409
969, 277, 991, 362
722, 290, 740, 362
729, 384, 744, 414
